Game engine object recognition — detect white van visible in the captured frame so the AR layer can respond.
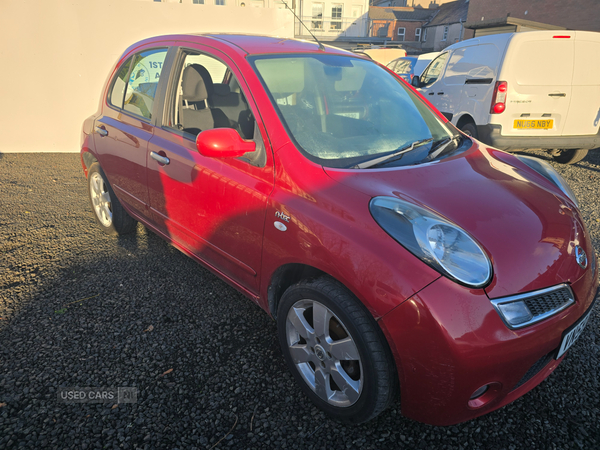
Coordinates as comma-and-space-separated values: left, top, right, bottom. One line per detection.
412, 31, 600, 164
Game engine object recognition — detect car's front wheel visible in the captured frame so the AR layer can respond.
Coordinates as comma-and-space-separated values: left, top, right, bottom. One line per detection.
87, 162, 137, 235
277, 277, 397, 424
459, 122, 479, 139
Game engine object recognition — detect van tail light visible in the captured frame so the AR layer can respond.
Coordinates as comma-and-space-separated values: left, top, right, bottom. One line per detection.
491, 81, 508, 114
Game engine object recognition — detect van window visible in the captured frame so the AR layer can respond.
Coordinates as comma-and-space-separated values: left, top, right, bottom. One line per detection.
419, 53, 448, 86
512, 39, 573, 86
444, 44, 498, 86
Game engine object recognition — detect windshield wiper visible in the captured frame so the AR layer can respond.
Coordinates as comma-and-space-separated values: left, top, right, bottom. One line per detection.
427, 135, 461, 161
354, 138, 434, 169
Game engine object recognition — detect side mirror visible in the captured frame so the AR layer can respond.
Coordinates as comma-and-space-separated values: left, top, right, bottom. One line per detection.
411, 75, 421, 88
196, 128, 256, 158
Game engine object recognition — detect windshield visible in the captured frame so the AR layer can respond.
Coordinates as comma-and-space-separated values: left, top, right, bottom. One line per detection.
250, 54, 457, 168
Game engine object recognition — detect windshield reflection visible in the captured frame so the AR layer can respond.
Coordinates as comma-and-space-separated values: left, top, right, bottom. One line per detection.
251, 54, 455, 168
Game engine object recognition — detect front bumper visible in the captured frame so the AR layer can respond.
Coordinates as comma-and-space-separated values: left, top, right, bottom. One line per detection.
379, 263, 599, 426
477, 124, 600, 151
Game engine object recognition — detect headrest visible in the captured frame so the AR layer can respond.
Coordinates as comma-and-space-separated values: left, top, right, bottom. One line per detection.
182, 64, 213, 102
213, 83, 231, 97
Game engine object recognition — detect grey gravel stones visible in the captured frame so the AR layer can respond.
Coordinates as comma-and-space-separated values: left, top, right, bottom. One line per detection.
0, 151, 599, 449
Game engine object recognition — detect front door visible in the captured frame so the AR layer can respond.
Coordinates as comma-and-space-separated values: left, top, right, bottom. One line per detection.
146, 46, 274, 295
417, 52, 450, 118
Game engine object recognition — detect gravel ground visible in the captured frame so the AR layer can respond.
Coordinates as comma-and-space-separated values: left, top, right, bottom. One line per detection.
0, 150, 599, 449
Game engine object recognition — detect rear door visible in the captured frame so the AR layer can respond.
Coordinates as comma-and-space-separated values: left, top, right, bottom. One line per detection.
497, 32, 574, 137
93, 47, 170, 217
562, 31, 600, 136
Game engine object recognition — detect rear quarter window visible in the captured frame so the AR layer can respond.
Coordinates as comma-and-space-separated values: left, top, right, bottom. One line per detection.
108, 58, 132, 109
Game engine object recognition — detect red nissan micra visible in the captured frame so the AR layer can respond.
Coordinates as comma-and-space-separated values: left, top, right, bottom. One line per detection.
80, 34, 598, 426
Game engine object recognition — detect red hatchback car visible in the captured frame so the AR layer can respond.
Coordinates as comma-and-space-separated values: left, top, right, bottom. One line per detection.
80, 34, 598, 426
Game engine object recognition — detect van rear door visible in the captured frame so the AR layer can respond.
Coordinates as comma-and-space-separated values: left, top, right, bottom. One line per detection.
497, 31, 575, 137
562, 31, 600, 136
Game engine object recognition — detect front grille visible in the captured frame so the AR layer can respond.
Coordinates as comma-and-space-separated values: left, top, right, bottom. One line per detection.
524, 287, 573, 317
491, 284, 575, 329
511, 351, 554, 391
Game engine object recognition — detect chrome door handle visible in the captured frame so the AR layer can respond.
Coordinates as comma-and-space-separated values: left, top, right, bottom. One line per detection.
150, 151, 170, 165
95, 126, 108, 137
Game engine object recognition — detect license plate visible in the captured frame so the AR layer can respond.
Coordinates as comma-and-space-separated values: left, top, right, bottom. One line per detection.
556, 308, 592, 359
514, 119, 554, 129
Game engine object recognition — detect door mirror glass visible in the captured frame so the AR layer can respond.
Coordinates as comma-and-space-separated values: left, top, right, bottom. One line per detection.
196, 128, 256, 158
411, 75, 421, 87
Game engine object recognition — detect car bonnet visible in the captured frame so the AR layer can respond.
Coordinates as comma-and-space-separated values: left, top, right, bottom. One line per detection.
323, 144, 591, 299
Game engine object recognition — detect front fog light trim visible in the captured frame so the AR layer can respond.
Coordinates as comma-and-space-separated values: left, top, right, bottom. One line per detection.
494, 300, 533, 327
490, 284, 575, 330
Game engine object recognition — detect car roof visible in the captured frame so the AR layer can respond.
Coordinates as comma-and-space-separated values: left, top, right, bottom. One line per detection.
196, 33, 354, 56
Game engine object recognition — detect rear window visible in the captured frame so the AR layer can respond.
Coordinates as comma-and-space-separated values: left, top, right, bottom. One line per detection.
394, 59, 414, 74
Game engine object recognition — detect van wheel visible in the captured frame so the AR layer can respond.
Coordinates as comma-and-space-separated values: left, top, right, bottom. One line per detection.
551, 149, 588, 165
459, 122, 478, 139
277, 277, 397, 424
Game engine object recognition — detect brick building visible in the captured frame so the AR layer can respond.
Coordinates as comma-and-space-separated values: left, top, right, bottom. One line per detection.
369, 6, 436, 43
422, 0, 473, 51
466, 0, 600, 33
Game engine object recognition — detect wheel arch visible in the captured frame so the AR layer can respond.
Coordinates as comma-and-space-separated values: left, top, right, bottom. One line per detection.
267, 263, 327, 319
456, 113, 476, 130
81, 151, 98, 178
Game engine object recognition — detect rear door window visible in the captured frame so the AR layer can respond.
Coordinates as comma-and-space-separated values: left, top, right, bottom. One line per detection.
123, 48, 169, 119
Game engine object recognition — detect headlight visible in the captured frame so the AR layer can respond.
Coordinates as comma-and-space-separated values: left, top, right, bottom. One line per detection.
370, 196, 492, 288
515, 155, 578, 208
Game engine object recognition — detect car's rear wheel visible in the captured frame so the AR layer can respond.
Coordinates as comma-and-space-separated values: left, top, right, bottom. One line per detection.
550, 148, 588, 165
88, 162, 137, 235
277, 277, 397, 424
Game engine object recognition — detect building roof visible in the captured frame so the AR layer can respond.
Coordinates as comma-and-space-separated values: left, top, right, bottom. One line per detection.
369, 6, 437, 22
465, 16, 566, 31
425, 0, 469, 27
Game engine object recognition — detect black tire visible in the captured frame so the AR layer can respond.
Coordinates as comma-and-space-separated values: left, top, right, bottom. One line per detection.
551, 149, 588, 165
87, 162, 137, 236
277, 277, 397, 424
459, 121, 479, 139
